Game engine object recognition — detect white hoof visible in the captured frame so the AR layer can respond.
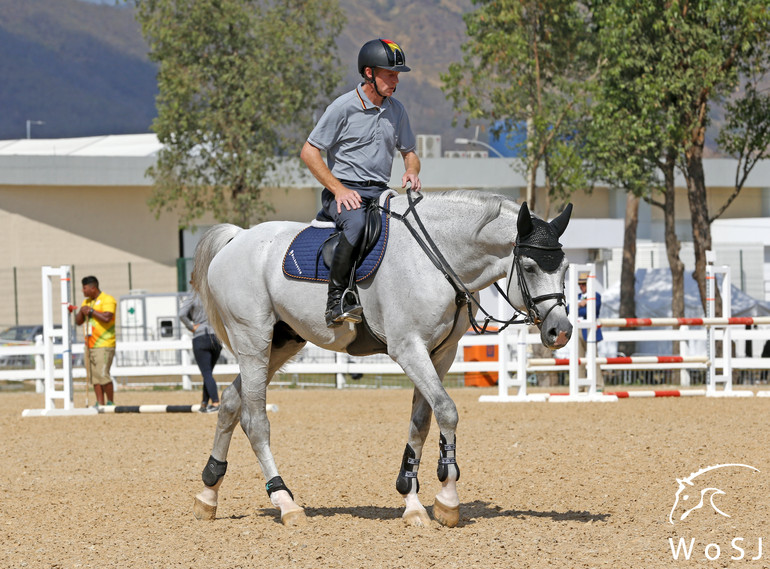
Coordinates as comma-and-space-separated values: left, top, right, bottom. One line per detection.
433, 497, 460, 527
281, 507, 307, 526
193, 495, 217, 520
403, 508, 431, 527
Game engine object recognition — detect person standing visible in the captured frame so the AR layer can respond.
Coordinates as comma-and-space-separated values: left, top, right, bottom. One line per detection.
300, 38, 422, 328
180, 291, 221, 413
576, 271, 603, 388
69, 276, 116, 406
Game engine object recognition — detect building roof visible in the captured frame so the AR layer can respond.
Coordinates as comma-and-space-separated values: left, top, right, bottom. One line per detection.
0, 134, 162, 157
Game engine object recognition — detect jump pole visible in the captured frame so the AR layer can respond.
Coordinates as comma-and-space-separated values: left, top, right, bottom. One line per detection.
530, 355, 710, 366
590, 257, 764, 398
605, 389, 707, 398
98, 403, 278, 414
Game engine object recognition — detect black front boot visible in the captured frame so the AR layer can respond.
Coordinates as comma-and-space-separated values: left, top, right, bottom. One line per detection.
325, 234, 363, 328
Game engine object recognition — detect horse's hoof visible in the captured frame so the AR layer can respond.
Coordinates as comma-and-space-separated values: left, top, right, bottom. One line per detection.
403, 509, 431, 527
433, 498, 460, 527
281, 507, 307, 526
193, 496, 217, 520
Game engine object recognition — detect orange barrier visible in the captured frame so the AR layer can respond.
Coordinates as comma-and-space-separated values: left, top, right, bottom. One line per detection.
463, 345, 498, 387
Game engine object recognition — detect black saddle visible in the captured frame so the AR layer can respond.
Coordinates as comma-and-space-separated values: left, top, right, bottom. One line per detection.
316, 199, 383, 269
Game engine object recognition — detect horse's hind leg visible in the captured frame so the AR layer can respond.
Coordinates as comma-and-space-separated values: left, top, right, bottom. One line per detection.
238, 343, 306, 525
193, 327, 306, 524
255, 333, 307, 525
193, 375, 243, 520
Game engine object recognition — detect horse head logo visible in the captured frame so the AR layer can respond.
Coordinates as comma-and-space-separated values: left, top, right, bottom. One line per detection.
668, 464, 759, 525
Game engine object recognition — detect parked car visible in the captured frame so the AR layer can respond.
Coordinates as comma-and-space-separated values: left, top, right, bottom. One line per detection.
0, 324, 73, 367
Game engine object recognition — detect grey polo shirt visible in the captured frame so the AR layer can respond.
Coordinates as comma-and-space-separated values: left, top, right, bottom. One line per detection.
307, 83, 416, 183
179, 294, 216, 339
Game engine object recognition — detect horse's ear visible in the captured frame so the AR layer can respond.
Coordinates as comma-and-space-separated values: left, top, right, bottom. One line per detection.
517, 201, 534, 238
550, 203, 572, 237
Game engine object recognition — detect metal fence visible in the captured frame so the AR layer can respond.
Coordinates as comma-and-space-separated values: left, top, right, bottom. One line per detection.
0, 261, 184, 331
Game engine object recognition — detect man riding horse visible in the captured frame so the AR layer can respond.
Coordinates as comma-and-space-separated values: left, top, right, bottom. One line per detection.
300, 39, 422, 328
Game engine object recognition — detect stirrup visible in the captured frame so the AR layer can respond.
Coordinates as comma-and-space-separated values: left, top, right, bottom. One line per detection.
336, 288, 363, 324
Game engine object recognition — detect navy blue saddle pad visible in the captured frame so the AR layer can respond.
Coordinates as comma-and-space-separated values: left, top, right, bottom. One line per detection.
282, 195, 392, 283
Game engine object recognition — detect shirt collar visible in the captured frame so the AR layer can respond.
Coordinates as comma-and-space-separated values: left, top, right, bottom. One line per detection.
356, 83, 389, 111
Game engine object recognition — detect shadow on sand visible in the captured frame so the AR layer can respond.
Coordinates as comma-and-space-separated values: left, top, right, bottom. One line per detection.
252, 500, 610, 525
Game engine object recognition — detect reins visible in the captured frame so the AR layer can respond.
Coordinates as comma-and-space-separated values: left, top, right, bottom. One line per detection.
380, 189, 561, 337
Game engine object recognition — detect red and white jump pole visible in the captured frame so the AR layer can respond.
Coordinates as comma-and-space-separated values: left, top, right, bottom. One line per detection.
530, 355, 710, 366
599, 317, 770, 328
605, 389, 707, 398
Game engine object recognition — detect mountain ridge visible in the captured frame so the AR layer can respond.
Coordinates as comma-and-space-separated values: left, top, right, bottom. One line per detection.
0, 0, 478, 149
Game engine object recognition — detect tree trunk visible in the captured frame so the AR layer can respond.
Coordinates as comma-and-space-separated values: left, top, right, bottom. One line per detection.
618, 192, 639, 357
685, 138, 721, 316
662, 151, 685, 322
526, 113, 536, 211
527, 163, 537, 213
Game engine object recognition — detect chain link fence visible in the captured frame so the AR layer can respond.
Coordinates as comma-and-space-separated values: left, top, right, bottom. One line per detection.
0, 261, 187, 333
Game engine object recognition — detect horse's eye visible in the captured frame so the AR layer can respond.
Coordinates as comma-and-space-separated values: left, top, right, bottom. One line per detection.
524, 264, 538, 274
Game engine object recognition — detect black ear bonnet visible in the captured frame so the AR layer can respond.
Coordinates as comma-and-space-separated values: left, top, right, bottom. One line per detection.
515, 203, 572, 272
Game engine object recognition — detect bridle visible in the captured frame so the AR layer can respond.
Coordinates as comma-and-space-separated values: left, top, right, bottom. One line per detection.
511, 243, 567, 329
382, 190, 566, 337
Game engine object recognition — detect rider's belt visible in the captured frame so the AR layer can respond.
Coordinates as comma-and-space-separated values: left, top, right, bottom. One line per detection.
338, 179, 389, 189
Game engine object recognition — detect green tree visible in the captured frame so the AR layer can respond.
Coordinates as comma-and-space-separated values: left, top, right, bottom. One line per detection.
669, 1, 770, 312
441, 0, 599, 216
716, 84, 770, 220
590, 0, 770, 320
134, 0, 345, 228
588, 1, 689, 324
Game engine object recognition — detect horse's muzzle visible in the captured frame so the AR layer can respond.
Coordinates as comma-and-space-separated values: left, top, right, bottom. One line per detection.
541, 319, 572, 350
550, 329, 571, 350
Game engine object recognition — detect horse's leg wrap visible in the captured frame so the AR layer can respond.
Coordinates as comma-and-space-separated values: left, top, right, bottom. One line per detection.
202, 455, 228, 487
396, 444, 421, 495
437, 434, 460, 482
265, 476, 294, 501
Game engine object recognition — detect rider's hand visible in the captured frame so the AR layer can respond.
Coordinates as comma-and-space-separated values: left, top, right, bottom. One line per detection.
402, 172, 421, 192
336, 187, 362, 213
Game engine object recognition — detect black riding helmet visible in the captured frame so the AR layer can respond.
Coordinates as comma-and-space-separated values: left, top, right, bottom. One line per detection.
358, 39, 411, 78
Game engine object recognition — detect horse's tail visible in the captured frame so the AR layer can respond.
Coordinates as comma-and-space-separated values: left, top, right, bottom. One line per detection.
191, 223, 243, 352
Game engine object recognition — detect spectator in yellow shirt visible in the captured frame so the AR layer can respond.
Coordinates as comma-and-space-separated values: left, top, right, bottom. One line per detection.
70, 276, 117, 407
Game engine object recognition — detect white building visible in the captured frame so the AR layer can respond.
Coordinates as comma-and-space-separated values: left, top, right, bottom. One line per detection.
1, 133, 769, 327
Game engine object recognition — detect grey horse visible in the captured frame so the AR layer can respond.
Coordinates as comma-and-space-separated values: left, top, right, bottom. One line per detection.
192, 190, 572, 527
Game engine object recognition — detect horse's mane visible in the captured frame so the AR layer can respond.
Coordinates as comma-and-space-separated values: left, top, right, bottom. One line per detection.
423, 190, 520, 237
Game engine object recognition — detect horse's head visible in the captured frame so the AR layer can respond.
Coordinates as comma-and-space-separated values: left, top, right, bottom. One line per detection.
508, 202, 573, 349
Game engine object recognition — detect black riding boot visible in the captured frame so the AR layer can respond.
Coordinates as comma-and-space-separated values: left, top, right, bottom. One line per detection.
325, 234, 363, 328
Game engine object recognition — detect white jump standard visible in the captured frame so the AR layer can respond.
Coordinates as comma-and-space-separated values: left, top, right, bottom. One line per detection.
21, 266, 90, 417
